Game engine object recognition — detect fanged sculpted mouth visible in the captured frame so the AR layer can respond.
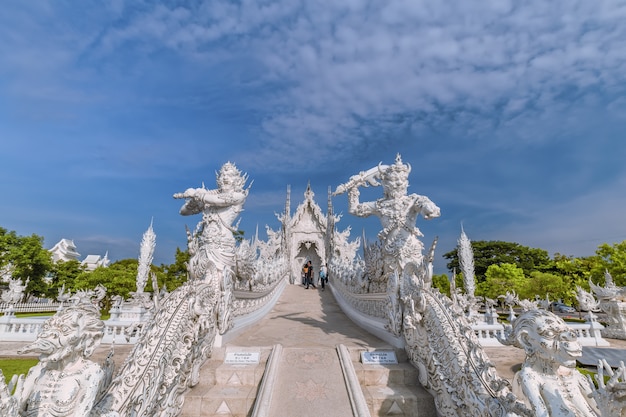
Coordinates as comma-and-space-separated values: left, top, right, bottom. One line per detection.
562, 344, 582, 358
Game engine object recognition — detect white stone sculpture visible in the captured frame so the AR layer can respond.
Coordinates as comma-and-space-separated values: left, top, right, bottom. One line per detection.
537, 295, 552, 311
501, 309, 626, 417
500, 291, 520, 322
457, 225, 475, 298
235, 239, 257, 290
335, 154, 441, 336
0, 297, 107, 417
517, 298, 539, 312
576, 286, 601, 318
483, 296, 500, 324
335, 153, 440, 273
1, 278, 29, 304
337, 154, 530, 416
175, 162, 249, 282
174, 162, 250, 332
89, 162, 252, 417
590, 272, 626, 340
92, 281, 217, 417
590, 271, 626, 302
135, 219, 156, 295
403, 289, 531, 416
257, 225, 282, 260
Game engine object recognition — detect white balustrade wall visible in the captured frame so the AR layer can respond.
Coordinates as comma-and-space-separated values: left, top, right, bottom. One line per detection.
472, 321, 609, 347
0, 303, 610, 347
0, 315, 140, 344
0, 302, 61, 314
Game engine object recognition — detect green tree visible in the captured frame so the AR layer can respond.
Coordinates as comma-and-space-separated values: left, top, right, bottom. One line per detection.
478, 263, 527, 299
522, 271, 572, 303
431, 273, 452, 296
548, 253, 598, 291
48, 260, 86, 294
159, 247, 189, 291
589, 241, 626, 286
0, 228, 19, 264
233, 230, 245, 244
443, 241, 551, 283
73, 259, 139, 301
0, 229, 53, 298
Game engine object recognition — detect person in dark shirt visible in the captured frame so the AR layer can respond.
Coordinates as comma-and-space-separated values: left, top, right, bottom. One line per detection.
305, 260, 315, 289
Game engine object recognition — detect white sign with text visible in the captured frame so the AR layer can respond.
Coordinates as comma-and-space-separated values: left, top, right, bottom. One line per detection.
225, 351, 260, 364
361, 351, 398, 365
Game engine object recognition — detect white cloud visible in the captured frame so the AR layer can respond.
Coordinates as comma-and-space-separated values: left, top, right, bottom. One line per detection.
3, 0, 624, 164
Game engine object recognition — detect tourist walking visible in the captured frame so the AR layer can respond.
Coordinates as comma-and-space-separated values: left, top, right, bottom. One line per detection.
305, 260, 316, 289
301, 262, 308, 286
319, 263, 328, 291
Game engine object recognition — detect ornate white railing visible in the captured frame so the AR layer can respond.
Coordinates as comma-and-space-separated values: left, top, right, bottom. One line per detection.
329, 275, 610, 348
0, 302, 62, 314
0, 275, 288, 345
472, 323, 507, 347
0, 315, 140, 344
472, 321, 609, 347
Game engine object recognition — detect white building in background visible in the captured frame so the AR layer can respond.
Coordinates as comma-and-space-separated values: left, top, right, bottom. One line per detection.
49, 239, 81, 263
81, 253, 110, 271
48, 239, 110, 270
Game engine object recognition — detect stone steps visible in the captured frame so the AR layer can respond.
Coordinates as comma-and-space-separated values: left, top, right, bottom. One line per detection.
348, 347, 437, 417
181, 345, 437, 417
181, 347, 272, 417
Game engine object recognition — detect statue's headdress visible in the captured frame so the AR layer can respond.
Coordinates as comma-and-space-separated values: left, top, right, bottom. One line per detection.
216, 161, 249, 190
378, 153, 411, 180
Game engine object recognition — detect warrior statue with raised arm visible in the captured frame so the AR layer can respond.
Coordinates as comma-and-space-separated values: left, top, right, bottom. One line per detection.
335, 154, 440, 272
173, 161, 251, 335
174, 162, 250, 282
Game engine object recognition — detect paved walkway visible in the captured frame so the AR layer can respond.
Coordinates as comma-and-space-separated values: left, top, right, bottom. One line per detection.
230, 282, 390, 349
227, 283, 394, 417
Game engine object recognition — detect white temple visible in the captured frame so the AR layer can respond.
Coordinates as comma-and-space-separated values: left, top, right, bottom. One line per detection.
81, 253, 110, 271
48, 238, 81, 262
49, 239, 110, 270
279, 183, 337, 283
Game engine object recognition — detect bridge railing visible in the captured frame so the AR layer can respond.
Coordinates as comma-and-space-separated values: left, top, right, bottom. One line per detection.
472, 321, 609, 347
0, 315, 140, 344
329, 274, 611, 348
0, 275, 290, 345
0, 302, 62, 314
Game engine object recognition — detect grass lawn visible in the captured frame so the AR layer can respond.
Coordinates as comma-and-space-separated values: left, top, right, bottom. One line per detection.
14, 312, 53, 318
0, 358, 39, 384
8, 312, 111, 320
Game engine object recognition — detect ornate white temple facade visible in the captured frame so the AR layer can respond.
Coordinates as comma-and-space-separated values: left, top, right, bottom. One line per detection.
278, 183, 338, 284
48, 238, 81, 262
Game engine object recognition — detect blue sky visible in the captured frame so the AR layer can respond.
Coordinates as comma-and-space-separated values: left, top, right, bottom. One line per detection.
1, 1, 626, 274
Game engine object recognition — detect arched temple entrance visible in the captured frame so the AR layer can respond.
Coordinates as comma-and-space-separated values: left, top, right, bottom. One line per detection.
294, 240, 322, 284
280, 183, 335, 284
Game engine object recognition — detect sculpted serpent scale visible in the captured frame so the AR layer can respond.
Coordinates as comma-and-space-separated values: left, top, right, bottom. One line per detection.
92, 282, 217, 416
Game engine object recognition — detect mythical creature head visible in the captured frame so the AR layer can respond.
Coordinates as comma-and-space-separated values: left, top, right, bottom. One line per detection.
19, 303, 105, 363
216, 162, 248, 192
378, 154, 411, 198
502, 309, 582, 368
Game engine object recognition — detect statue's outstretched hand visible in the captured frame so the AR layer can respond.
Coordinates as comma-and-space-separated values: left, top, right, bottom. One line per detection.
173, 187, 198, 199
589, 359, 626, 417
0, 370, 20, 416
